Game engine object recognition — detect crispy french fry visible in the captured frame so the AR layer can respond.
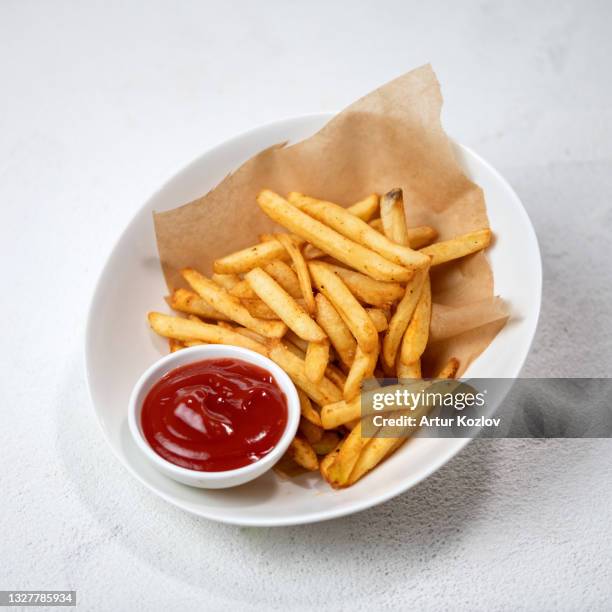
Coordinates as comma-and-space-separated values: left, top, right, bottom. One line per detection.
382, 265, 429, 369
346, 193, 380, 221
168, 338, 184, 353
240, 298, 280, 320
397, 360, 421, 379
275, 233, 316, 314
268, 343, 342, 406
324, 363, 347, 391
435, 357, 460, 379
263, 259, 302, 298
319, 442, 342, 481
400, 274, 431, 364
297, 388, 322, 427
183, 339, 207, 347
321, 395, 361, 429
257, 190, 412, 282
370, 220, 438, 249
325, 264, 404, 307
211, 273, 241, 291
213, 239, 292, 274
312, 431, 341, 455
245, 267, 325, 342
420, 228, 492, 265
314, 293, 356, 368
309, 262, 378, 353
229, 280, 257, 299
147, 312, 268, 355
182, 268, 286, 338
287, 437, 319, 471
274, 454, 307, 478
288, 192, 430, 270
366, 308, 388, 332
299, 416, 324, 444
168, 288, 231, 321
285, 330, 309, 353
325, 422, 376, 488
380, 188, 409, 246
305, 339, 330, 383
343, 344, 379, 401
227, 325, 267, 344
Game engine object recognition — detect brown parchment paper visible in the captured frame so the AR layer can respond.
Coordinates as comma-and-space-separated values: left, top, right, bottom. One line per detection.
154, 64, 507, 377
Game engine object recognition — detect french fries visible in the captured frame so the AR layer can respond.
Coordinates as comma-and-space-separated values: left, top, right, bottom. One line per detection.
314, 293, 356, 368
274, 233, 316, 314
148, 184, 497, 491
400, 274, 432, 364
258, 190, 413, 282
182, 268, 286, 338
420, 228, 492, 265
148, 312, 268, 355
245, 267, 325, 342
380, 188, 409, 246
305, 339, 330, 383
288, 192, 430, 270
309, 261, 378, 353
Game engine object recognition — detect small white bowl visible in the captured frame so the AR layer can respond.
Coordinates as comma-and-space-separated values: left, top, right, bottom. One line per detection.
127, 344, 300, 489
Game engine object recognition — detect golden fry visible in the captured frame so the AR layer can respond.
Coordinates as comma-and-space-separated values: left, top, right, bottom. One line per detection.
275, 233, 316, 314
257, 190, 412, 282
211, 273, 241, 291
288, 192, 429, 270
382, 265, 429, 369
343, 344, 379, 402
299, 416, 324, 444
287, 437, 319, 471
213, 239, 292, 274
380, 188, 409, 246
297, 388, 322, 427
399, 274, 431, 364
346, 193, 380, 221
397, 360, 421, 379
245, 267, 325, 342
312, 431, 341, 455
309, 261, 378, 352
325, 422, 372, 488
325, 264, 404, 307
147, 312, 268, 355
168, 338, 184, 353
263, 259, 302, 298
366, 308, 388, 332
229, 280, 257, 299
305, 339, 330, 383
182, 268, 286, 338
168, 288, 230, 321
435, 357, 460, 379
420, 228, 492, 265
314, 293, 356, 368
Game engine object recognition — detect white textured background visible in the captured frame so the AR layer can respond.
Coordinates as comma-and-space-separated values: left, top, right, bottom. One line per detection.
1, 1, 611, 610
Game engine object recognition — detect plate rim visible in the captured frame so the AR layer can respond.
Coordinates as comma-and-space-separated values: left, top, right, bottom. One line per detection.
84, 112, 542, 526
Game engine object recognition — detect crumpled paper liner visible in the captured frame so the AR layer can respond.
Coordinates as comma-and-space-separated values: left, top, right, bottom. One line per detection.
154, 64, 508, 377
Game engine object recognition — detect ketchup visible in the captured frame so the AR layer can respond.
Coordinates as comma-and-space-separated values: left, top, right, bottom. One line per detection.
141, 358, 288, 471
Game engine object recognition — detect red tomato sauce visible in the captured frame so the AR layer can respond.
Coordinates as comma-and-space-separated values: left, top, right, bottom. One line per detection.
141, 358, 288, 471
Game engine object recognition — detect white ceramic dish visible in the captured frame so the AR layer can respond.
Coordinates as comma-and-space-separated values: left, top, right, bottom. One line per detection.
85, 113, 542, 526
128, 345, 300, 489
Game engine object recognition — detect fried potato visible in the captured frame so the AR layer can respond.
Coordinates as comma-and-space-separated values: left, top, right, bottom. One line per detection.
239, 297, 280, 320
382, 265, 429, 369
324, 362, 347, 391
284, 330, 309, 353
321, 395, 361, 429
263, 259, 302, 298
211, 273, 241, 291
245, 267, 325, 342
305, 339, 330, 383
309, 261, 378, 353
324, 422, 372, 488
147, 312, 268, 355
268, 343, 342, 406
287, 437, 319, 471
400, 274, 431, 364
299, 416, 324, 444
312, 431, 341, 455
183, 339, 208, 347
435, 357, 460, 379
343, 343, 379, 401
325, 264, 404, 307
380, 188, 409, 246
288, 192, 430, 270
274, 233, 316, 314
397, 360, 421, 379
297, 388, 322, 427
366, 308, 388, 332
346, 193, 380, 221
229, 280, 257, 299
370, 220, 438, 249
257, 190, 412, 282
420, 228, 492, 265
314, 293, 356, 368
182, 268, 286, 338
168, 338, 185, 353
213, 239, 293, 274
319, 442, 342, 481
168, 288, 231, 320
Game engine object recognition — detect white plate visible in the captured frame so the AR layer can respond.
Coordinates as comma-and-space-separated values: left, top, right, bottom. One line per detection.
85, 113, 542, 526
